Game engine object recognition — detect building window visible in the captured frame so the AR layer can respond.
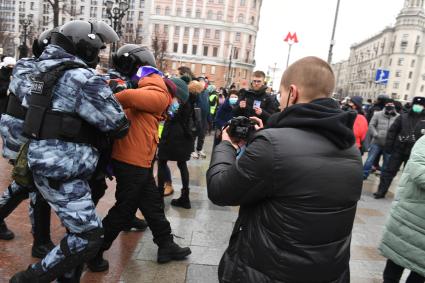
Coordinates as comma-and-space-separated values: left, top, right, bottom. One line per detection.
205, 29, 211, 38
213, 46, 218, 57
389, 58, 392, 66
165, 6, 170, 15
421, 85, 424, 92
250, 16, 255, 25
238, 14, 244, 23
217, 11, 222, 20
207, 10, 213, 19
164, 25, 169, 34
398, 58, 404, 66
174, 26, 180, 35
411, 59, 416, 67
186, 8, 191, 17
191, 63, 196, 71
173, 43, 178, 52
194, 28, 199, 37
235, 32, 241, 41
156, 5, 161, 15
196, 9, 201, 18
409, 71, 413, 79
203, 46, 209, 56
240, 0, 246, 6
184, 27, 189, 36
176, 7, 182, 16
183, 44, 188, 53
201, 65, 207, 74
154, 24, 159, 33
252, 0, 256, 7
393, 82, 400, 89
246, 50, 250, 62
406, 83, 410, 90
248, 34, 252, 43
234, 48, 239, 59
192, 45, 197, 55
214, 30, 220, 39
211, 66, 216, 75
395, 70, 402, 77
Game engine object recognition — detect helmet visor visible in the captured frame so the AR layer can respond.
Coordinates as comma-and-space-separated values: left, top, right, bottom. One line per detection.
91, 21, 119, 44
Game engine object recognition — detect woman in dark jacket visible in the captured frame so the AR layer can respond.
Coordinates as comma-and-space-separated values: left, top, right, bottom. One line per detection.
157, 77, 194, 209
213, 90, 239, 146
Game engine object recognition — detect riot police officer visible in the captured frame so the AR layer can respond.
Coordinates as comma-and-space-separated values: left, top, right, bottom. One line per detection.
10, 20, 128, 282
0, 29, 55, 258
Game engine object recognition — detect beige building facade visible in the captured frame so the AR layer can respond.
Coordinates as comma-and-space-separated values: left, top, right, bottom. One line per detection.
1, 0, 262, 88
333, 0, 425, 101
147, 0, 262, 87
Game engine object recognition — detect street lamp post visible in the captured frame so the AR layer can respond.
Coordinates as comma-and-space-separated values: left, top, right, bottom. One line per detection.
105, 0, 129, 65
327, 0, 341, 64
226, 45, 236, 88
18, 13, 33, 59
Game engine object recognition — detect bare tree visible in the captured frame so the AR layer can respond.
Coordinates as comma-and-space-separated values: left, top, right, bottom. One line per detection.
47, 0, 82, 27
46, 0, 61, 27
151, 32, 168, 72
0, 17, 14, 55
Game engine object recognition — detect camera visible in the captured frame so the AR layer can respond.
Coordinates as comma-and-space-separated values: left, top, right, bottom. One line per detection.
225, 116, 257, 141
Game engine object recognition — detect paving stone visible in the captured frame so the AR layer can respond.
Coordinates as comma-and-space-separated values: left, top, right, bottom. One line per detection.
120, 259, 187, 283
186, 264, 219, 283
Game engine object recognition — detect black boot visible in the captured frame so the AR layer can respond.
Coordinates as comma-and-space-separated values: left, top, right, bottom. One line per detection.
373, 191, 386, 199
171, 188, 191, 209
9, 264, 44, 283
123, 216, 148, 232
157, 241, 191, 264
0, 220, 14, 240
87, 250, 109, 272
32, 193, 54, 258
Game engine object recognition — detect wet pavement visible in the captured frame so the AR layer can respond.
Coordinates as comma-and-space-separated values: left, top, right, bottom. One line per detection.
0, 136, 410, 282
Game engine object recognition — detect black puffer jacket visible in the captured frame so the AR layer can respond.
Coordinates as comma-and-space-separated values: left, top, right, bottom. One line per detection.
207, 98, 362, 283
385, 110, 425, 156
157, 99, 194, 161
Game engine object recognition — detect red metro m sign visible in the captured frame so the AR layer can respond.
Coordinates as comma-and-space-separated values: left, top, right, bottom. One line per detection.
284, 32, 299, 45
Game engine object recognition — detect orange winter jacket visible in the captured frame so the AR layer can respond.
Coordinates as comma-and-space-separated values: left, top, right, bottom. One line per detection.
112, 74, 172, 168
353, 114, 368, 149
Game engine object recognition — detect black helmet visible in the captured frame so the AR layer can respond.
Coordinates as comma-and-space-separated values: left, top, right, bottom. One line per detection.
112, 44, 156, 76
51, 20, 119, 68
32, 28, 57, 58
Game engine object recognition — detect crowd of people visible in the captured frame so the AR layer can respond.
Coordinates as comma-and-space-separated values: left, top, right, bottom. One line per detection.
0, 19, 424, 283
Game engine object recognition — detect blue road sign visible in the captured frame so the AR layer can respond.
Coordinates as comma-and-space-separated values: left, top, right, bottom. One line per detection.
375, 69, 390, 84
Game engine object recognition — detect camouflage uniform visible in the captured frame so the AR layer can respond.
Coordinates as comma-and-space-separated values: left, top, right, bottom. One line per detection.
25, 45, 125, 280
0, 58, 45, 238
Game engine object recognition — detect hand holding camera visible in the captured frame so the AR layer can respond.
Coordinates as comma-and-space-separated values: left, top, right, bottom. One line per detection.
221, 116, 263, 149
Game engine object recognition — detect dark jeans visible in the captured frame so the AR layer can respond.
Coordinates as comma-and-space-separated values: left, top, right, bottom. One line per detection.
384, 259, 425, 283
363, 144, 391, 179
158, 160, 189, 193
377, 151, 410, 196
194, 121, 207, 151
102, 160, 172, 250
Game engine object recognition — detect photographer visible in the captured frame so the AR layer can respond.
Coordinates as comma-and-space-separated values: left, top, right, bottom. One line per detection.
233, 70, 278, 125
207, 57, 363, 283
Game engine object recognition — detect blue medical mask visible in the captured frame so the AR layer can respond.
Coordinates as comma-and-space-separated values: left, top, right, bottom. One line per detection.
412, 104, 424, 113
229, 97, 238, 105
169, 101, 180, 113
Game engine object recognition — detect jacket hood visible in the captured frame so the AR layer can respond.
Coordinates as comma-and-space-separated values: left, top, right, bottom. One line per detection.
267, 98, 357, 149
36, 44, 89, 72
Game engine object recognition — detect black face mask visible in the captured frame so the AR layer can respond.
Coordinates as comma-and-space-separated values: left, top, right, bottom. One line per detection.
385, 105, 396, 116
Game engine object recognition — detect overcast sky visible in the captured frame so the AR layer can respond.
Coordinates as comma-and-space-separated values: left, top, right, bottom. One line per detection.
255, 0, 403, 89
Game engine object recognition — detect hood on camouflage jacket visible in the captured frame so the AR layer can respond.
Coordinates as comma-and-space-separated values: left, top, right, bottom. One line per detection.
112, 74, 172, 168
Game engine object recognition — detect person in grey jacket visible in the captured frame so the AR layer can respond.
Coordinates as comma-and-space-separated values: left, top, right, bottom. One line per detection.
363, 100, 399, 180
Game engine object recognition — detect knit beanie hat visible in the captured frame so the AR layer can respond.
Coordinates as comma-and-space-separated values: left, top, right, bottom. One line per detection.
170, 77, 189, 103
350, 96, 363, 110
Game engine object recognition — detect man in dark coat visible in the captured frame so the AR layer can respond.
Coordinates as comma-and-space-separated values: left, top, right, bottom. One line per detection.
207, 57, 363, 283
0, 57, 16, 114
374, 96, 425, 199
233, 70, 278, 125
